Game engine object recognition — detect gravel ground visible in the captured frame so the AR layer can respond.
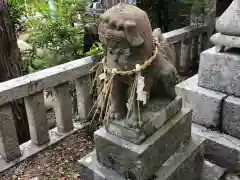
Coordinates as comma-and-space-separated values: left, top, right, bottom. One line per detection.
0, 127, 95, 180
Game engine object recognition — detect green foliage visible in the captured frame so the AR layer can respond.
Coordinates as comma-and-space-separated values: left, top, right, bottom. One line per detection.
182, 0, 211, 25
8, 0, 27, 34
137, 0, 210, 31
21, 0, 95, 72
85, 42, 103, 56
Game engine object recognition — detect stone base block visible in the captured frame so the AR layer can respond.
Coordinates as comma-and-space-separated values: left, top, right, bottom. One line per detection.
201, 160, 226, 180
106, 96, 182, 144
198, 47, 240, 97
176, 74, 227, 128
78, 134, 205, 180
192, 123, 240, 171
78, 150, 124, 180
223, 95, 240, 139
95, 108, 192, 180
155, 134, 204, 180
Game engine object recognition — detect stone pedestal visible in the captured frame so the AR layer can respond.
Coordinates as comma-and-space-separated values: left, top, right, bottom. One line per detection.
176, 46, 240, 172
198, 47, 240, 97
106, 96, 182, 144
78, 97, 205, 180
176, 74, 227, 128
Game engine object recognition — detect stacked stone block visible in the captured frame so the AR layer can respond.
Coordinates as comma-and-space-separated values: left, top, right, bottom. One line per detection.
78, 99, 205, 180
176, 46, 240, 171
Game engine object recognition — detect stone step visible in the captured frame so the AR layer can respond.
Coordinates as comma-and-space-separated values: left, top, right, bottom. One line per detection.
192, 123, 240, 171
78, 134, 204, 180
94, 108, 192, 180
155, 134, 204, 180
176, 74, 227, 129
201, 160, 227, 180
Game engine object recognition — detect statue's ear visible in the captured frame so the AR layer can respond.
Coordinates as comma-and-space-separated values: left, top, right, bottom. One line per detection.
124, 20, 144, 46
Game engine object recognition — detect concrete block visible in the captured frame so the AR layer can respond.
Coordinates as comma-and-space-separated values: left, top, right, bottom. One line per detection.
78, 134, 205, 180
176, 74, 227, 128
201, 160, 226, 180
95, 109, 192, 180
155, 134, 205, 180
223, 96, 240, 139
192, 123, 240, 171
198, 47, 240, 97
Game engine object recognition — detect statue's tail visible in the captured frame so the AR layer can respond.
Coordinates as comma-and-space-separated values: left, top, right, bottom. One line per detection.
153, 28, 176, 66
153, 28, 181, 83
152, 28, 165, 43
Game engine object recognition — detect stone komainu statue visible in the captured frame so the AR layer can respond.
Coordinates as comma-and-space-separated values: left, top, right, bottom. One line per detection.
93, 3, 178, 128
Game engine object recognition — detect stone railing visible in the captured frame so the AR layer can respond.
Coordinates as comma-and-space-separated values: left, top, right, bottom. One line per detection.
0, 56, 96, 172
163, 24, 212, 73
0, 23, 211, 172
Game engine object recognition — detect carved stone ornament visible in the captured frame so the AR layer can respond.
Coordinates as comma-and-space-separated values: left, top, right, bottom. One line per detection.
211, 0, 240, 52
90, 3, 180, 144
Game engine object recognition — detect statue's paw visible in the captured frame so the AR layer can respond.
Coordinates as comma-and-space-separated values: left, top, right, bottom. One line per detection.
126, 114, 139, 128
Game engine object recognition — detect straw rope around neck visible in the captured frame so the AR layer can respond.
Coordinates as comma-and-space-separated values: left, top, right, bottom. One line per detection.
88, 40, 169, 126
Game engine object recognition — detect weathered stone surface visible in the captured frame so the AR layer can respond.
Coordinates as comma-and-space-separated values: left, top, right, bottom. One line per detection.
24, 92, 49, 145
0, 56, 95, 107
201, 160, 226, 180
75, 76, 93, 122
211, 33, 240, 49
78, 150, 125, 180
95, 108, 192, 180
52, 83, 73, 133
0, 122, 87, 173
223, 96, 240, 139
0, 104, 21, 161
224, 173, 240, 180
106, 96, 182, 144
192, 123, 240, 171
78, 134, 204, 180
215, 0, 240, 36
198, 47, 240, 97
176, 74, 227, 128
155, 134, 205, 180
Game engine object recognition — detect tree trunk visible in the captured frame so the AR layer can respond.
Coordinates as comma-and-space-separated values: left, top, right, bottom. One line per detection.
0, 0, 30, 144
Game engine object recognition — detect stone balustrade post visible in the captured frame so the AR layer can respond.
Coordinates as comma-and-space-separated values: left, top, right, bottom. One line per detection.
0, 104, 21, 161
52, 83, 73, 133
24, 92, 49, 145
181, 38, 191, 73
173, 41, 182, 71
75, 75, 93, 122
